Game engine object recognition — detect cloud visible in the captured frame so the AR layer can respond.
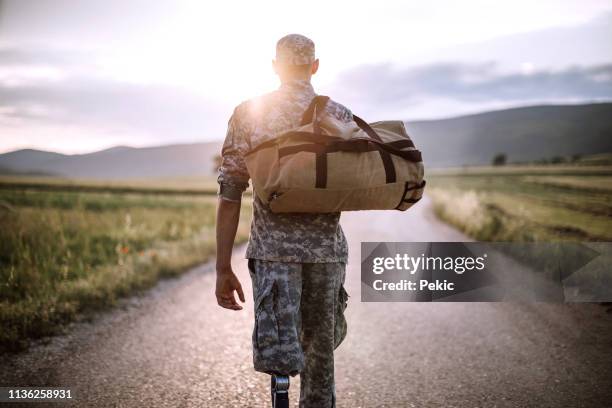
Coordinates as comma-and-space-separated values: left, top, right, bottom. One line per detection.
1, 77, 225, 134
329, 62, 612, 117
0, 46, 230, 143
0, 46, 87, 66
2, 40, 612, 151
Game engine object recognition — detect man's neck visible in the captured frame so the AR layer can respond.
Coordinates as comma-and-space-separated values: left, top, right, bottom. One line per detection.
280, 78, 313, 91
280, 77, 311, 85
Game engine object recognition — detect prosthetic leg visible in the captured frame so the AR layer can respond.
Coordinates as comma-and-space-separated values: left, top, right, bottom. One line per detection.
271, 375, 290, 408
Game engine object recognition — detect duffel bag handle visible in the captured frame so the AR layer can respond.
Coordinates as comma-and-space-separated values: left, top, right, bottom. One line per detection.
301, 96, 397, 184
300, 95, 330, 128
352, 114, 383, 142
302, 96, 385, 144
352, 114, 397, 184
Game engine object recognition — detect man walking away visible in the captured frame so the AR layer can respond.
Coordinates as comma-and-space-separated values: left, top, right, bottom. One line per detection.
215, 34, 351, 407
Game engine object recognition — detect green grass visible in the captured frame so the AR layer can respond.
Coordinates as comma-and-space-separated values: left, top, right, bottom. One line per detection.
0, 180, 252, 352
427, 165, 612, 242
0, 174, 237, 196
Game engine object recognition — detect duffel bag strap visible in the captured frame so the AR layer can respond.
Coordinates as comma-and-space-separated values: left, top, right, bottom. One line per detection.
352, 114, 397, 184
300, 95, 330, 127
395, 180, 427, 209
301, 98, 398, 187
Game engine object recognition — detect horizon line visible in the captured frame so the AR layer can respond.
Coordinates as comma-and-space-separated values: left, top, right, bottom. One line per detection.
2, 99, 611, 156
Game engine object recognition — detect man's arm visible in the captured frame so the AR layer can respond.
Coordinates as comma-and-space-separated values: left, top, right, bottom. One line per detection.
215, 104, 251, 311
215, 197, 245, 311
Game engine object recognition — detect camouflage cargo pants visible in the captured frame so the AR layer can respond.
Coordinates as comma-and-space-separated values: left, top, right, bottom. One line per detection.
247, 259, 349, 408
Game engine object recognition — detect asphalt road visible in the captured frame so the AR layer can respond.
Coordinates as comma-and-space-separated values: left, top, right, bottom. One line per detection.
1, 197, 611, 407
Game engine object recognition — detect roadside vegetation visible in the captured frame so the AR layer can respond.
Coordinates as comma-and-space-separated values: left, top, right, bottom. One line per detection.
0, 177, 252, 351
427, 164, 612, 242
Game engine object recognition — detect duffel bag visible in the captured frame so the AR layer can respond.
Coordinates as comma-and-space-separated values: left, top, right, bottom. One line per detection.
244, 95, 425, 213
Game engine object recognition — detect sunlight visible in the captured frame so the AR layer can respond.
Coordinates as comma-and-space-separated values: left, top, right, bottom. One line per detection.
1, 0, 611, 153
88, 0, 612, 108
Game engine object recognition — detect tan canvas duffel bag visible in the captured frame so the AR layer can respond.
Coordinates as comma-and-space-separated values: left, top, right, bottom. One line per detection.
244, 95, 425, 213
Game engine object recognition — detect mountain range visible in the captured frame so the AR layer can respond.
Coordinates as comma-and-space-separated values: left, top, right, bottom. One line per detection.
0, 142, 223, 179
1, 103, 611, 179
405, 102, 612, 167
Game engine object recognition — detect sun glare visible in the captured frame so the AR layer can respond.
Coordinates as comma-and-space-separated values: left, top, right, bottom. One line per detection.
1, 0, 611, 153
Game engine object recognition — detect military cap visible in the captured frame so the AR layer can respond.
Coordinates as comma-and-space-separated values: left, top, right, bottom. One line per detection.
275, 34, 315, 65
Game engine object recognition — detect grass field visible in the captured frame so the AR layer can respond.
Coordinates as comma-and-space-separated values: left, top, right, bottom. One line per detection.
0, 177, 252, 351
427, 165, 612, 242
2, 166, 610, 350
0, 175, 227, 194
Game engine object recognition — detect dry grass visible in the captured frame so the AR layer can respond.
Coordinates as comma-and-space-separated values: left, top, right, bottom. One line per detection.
428, 165, 612, 242
521, 176, 612, 192
0, 184, 252, 351
0, 175, 221, 191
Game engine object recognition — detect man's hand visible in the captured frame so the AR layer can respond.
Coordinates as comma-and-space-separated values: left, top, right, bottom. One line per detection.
215, 197, 245, 310
215, 266, 246, 310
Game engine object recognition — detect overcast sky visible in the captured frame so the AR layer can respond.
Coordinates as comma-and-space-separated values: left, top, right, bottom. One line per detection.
1, 0, 611, 154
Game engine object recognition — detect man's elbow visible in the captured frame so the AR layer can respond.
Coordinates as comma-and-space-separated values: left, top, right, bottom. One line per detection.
218, 196, 242, 212
218, 181, 247, 203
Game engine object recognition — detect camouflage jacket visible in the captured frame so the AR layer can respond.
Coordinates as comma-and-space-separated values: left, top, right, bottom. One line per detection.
217, 79, 351, 263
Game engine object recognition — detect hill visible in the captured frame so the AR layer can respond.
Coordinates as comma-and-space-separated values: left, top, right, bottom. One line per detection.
0, 142, 223, 179
405, 102, 612, 167
1, 103, 611, 178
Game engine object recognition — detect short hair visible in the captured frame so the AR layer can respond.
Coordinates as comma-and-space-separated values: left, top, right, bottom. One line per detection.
277, 62, 313, 76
